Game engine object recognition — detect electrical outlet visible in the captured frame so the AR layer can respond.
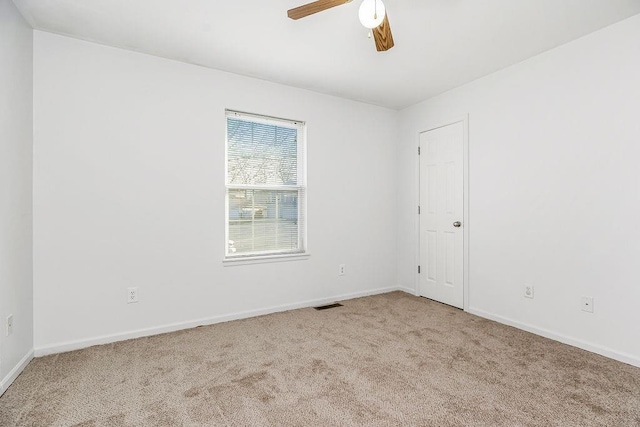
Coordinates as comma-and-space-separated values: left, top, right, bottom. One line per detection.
582, 296, 594, 313
339, 264, 346, 276
127, 287, 139, 304
6, 314, 14, 336
524, 284, 534, 299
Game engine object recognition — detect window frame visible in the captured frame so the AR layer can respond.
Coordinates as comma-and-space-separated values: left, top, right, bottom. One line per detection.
223, 110, 308, 263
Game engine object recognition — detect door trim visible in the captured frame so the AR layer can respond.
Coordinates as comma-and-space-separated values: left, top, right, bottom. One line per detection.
415, 115, 470, 311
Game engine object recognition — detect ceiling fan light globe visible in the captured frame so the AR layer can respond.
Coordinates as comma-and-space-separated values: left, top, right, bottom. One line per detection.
358, 0, 386, 29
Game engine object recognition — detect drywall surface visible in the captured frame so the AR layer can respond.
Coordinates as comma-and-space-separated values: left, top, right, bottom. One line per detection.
0, 0, 34, 391
33, 31, 398, 351
398, 14, 640, 365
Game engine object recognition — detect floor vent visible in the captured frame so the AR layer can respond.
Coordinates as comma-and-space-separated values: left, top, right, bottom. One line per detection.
314, 303, 343, 311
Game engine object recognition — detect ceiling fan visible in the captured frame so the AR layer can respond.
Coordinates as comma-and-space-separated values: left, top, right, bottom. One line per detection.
287, 0, 395, 52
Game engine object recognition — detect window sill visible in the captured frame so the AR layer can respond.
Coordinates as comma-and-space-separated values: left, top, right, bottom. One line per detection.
223, 253, 310, 266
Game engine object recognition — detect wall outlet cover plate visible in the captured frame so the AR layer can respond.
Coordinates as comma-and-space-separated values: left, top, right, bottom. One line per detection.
524, 285, 534, 299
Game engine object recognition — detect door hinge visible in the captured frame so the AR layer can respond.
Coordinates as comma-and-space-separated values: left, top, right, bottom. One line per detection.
418, 205, 421, 214
418, 265, 421, 274
418, 146, 421, 155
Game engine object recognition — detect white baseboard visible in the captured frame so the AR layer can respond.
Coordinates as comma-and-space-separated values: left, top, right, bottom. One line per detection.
34, 286, 401, 357
468, 307, 640, 368
397, 286, 418, 296
0, 349, 34, 397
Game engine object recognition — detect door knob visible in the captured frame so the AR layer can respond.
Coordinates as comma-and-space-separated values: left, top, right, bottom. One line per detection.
453, 221, 461, 228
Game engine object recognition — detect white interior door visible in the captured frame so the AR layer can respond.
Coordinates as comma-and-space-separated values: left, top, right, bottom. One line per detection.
419, 121, 464, 309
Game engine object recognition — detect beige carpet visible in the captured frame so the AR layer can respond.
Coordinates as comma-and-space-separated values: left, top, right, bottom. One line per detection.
1, 292, 639, 426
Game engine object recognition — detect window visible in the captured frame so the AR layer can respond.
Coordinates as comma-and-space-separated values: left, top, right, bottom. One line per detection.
225, 110, 306, 260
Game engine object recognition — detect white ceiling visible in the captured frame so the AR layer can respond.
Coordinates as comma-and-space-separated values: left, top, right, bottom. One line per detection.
13, 0, 640, 109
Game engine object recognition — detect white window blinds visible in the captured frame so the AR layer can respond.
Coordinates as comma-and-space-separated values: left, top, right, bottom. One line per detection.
225, 110, 306, 258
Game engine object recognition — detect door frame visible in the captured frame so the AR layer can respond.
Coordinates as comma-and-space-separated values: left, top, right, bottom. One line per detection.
415, 115, 470, 311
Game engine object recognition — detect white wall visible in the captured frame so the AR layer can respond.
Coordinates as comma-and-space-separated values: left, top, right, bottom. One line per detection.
0, 0, 34, 393
398, 14, 640, 366
33, 31, 398, 353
